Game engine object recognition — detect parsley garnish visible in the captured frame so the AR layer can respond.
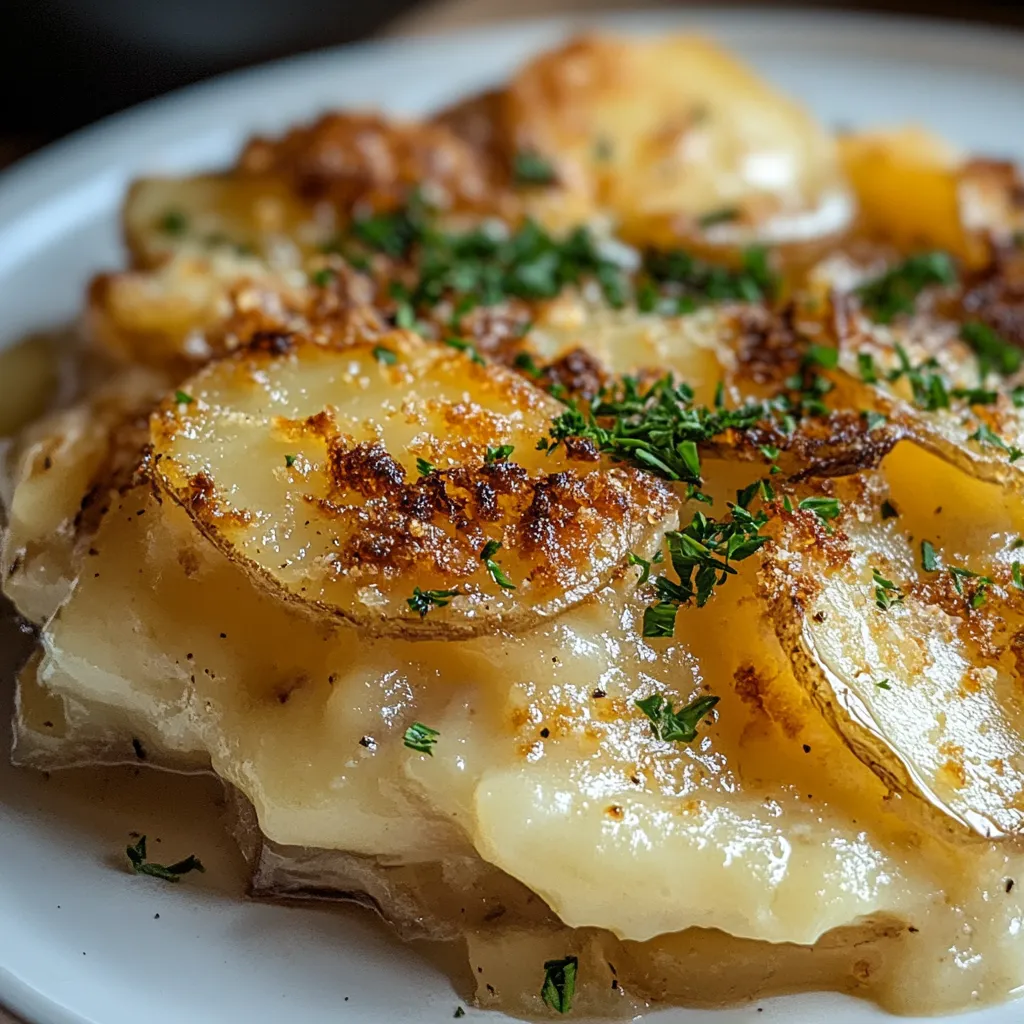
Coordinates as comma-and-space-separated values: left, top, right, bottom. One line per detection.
174, 390, 194, 405
1013, 561, 1023, 590
640, 506, 769, 636
856, 252, 956, 323
543, 375, 769, 484
949, 565, 994, 607
921, 540, 939, 572
373, 345, 398, 366
481, 540, 515, 589
159, 209, 188, 236
407, 587, 459, 617
416, 457, 436, 477
485, 444, 514, 464
969, 422, 1021, 460
311, 267, 334, 287
863, 410, 887, 430
880, 500, 898, 520
126, 835, 204, 882
541, 957, 578, 1014
403, 722, 440, 756
627, 549, 664, 585
886, 344, 950, 411
284, 454, 297, 468
513, 352, 542, 378
960, 321, 1021, 378
798, 496, 841, 522
857, 352, 878, 383
645, 245, 777, 307
454, 1009, 466, 1019
697, 206, 740, 229
635, 693, 719, 743
872, 568, 903, 610
876, 679, 892, 691
513, 151, 558, 187
444, 336, 486, 365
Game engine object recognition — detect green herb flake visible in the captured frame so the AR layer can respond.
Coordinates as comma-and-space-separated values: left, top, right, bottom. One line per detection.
880, 500, 899, 520
863, 410, 887, 431
857, 352, 879, 383
856, 251, 956, 323
513, 151, 558, 187
635, 693, 720, 744
921, 540, 939, 572
642, 602, 679, 638
416, 457, 436, 477
876, 679, 892, 691
403, 722, 440, 756
627, 549, 664, 585
284, 454, 297, 469
541, 956, 578, 1015
485, 444, 515, 464
970, 422, 1011, 452
481, 540, 516, 590
960, 321, 1022, 378
406, 587, 459, 617
126, 835, 205, 883
445, 336, 486, 365
373, 345, 398, 366
872, 568, 903, 610
311, 267, 334, 287
697, 206, 741, 229
454, 1009, 466, 1019
1013, 561, 1024, 590
799, 496, 841, 522
159, 209, 188, 236
174, 390, 194, 406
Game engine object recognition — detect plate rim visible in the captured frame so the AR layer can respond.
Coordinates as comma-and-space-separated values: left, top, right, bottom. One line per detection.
3, 8, 1024, 1024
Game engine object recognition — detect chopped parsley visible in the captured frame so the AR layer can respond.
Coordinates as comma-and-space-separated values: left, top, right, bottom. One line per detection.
541, 957, 578, 1014
444, 336, 486, 365
481, 540, 515, 589
311, 267, 334, 287
969, 422, 1022, 461
857, 352, 879, 384
403, 722, 440, 756
627, 549, 664, 585
485, 444, 515, 464
872, 568, 903, 610
373, 345, 398, 365
1013, 561, 1024, 590
876, 679, 892, 691
284, 454, 297, 469
697, 206, 740, 229
635, 693, 720, 743
542, 375, 770, 485
416, 457, 436, 477
158, 209, 188, 236
921, 539, 939, 572
641, 505, 769, 636
856, 251, 956, 323
886, 344, 951, 412
863, 409, 887, 431
174, 390, 194, 405
407, 587, 459, 617
645, 244, 777, 307
513, 352, 542, 378
454, 1009, 466, 1019
949, 565, 994, 607
880, 500, 899, 520
513, 151, 558, 187
126, 835, 204, 882
960, 321, 1021, 378
798, 496, 841, 523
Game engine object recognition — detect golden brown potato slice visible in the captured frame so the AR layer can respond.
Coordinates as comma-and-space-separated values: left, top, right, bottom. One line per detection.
839, 128, 1024, 265
504, 35, 852, 247
1, 367, 165, 624
763, 440, 1024, 839
123, 175, 318, 269
150, 333, 677, 638
828, 308, 1024, 490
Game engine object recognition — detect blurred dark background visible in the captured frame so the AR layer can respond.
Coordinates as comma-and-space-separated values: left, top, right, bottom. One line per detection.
3, 0, 1024, 152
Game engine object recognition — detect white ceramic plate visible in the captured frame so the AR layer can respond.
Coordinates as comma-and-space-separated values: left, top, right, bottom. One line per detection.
3, 10, 1024, 1023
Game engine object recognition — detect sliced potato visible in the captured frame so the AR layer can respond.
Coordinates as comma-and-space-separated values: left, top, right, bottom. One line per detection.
839, 128, 1024, 265
124, 175, 318, 269
763, 440, 1024, 839
829, 307, 1024, 489
504, 34, 851, 247
1, 367, 165, 624
150, 333, 677, 638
